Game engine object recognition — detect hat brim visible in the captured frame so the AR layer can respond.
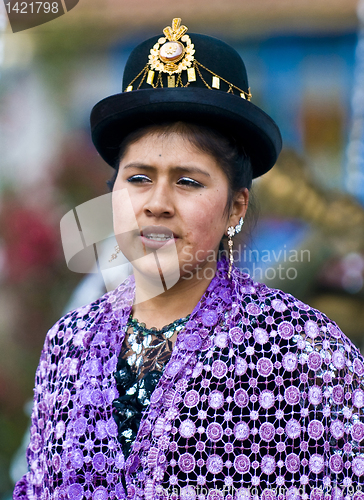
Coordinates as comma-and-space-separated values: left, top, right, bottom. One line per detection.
90, 87, 282, 178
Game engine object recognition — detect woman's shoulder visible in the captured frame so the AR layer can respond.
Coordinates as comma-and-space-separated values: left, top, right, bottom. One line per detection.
44, 274, 135, 352
233, 266, 362, 358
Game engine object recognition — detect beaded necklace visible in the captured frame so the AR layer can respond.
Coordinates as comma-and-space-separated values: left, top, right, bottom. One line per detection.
127, 313, 191, 337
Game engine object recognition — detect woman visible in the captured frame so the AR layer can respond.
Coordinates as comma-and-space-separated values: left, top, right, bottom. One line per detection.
14, 18, 364, 500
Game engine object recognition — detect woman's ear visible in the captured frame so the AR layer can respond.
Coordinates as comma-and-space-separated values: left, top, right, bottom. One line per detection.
227, 188, 249, 230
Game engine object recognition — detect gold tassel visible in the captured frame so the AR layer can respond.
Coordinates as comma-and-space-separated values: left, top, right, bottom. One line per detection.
168, 75, 176, 87
212, 76, 220, 89
187, 67, 196, 82
147, 70, 155, 86
126, 85, 133, 92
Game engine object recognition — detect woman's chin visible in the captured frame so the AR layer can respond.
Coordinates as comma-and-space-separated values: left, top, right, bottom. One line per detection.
131, 251, 181, 289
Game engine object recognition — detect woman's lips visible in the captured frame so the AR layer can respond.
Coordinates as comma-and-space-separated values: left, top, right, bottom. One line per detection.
139, 235, 178, 250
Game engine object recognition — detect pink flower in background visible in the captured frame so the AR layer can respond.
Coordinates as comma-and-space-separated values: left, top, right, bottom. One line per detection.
0, 200, 59, 282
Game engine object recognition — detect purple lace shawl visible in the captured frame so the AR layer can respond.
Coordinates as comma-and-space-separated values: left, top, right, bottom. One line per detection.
13, 258, 364, 500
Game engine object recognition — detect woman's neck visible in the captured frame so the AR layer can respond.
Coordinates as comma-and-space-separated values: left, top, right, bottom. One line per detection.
132, 259, 217, 329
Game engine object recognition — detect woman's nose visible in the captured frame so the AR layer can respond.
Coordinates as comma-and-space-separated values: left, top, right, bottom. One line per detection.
143, 182, 175, 217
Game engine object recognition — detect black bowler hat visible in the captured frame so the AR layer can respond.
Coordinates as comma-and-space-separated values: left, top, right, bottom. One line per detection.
90, 18, 282, 178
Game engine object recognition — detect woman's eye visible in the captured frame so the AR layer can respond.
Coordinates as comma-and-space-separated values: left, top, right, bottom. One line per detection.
127, 175, 151, 183
178, 177, 204, 187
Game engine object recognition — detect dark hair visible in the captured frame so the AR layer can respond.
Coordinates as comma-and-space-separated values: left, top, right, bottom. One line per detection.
107, 121, 255, 254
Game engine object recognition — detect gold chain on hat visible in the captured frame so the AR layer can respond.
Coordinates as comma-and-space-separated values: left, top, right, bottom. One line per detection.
124, 18, 252, 100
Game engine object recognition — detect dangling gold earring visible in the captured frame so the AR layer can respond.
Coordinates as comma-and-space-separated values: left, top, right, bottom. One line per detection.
109, 245, 121, 262
227, 217, 244, 278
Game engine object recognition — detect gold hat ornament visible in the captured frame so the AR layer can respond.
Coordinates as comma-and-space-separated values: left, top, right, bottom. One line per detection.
125, 18, 252, 98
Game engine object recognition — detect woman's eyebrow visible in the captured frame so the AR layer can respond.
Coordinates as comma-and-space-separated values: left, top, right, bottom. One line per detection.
174, 166, 211, 178
122, 162, 211, 178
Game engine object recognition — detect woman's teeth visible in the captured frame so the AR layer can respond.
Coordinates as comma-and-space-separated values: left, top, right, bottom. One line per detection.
145, 234, 173, 241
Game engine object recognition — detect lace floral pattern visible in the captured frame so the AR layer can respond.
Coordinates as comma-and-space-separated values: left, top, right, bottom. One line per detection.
13, 258, 364, 500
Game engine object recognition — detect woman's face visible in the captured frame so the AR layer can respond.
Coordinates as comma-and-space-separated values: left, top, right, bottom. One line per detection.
113, 130, 246, 285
